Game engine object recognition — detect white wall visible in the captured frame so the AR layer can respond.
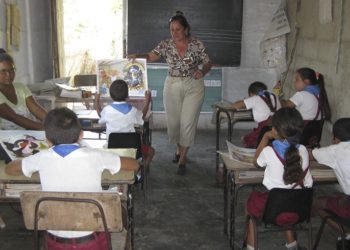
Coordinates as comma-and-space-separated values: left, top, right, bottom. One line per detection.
0, 0, 52, 85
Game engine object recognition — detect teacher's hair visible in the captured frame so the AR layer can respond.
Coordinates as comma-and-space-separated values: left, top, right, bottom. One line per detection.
168, 10, 191, 36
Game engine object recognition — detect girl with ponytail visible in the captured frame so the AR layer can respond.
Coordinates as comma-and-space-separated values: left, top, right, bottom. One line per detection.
244, 107, 313, 250
281, 67, 331, 121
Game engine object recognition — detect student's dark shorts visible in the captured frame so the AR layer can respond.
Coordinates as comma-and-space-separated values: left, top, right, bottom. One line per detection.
326, 195, 350, 218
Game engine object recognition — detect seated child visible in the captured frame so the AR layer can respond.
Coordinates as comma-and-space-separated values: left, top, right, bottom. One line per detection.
311, 118, 350, 248
231, 81, 280, 148
5, 107, 139, 250
95, 79, 155, 168
245, 107, 313, 250
281, 67, 331, 122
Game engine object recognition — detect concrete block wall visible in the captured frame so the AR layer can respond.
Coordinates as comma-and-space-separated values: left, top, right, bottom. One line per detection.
285, 0, 350, 145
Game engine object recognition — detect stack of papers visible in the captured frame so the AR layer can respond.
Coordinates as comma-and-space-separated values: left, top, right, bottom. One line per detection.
226, 140, 256, 164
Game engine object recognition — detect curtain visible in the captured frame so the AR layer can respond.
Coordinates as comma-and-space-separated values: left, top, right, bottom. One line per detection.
50, 0, 65, 77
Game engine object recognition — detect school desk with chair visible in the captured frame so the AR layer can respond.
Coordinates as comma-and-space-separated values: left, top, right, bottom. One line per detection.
0, 130, 137, 246
217, 151, 338, 250
213, 102, 254, 179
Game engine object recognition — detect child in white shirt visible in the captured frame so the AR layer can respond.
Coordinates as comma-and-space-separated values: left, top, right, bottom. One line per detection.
281, 67, 331, 122
311, 118, 350, 247
5, 107, 139, 250
95, 79, 155, 167
232, 81, 280, 148
245, 107, 313, 250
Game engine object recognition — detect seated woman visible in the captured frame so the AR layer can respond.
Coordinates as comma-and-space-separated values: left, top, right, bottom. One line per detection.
0, 52, 47, 130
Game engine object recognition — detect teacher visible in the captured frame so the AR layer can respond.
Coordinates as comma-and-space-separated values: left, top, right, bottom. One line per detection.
128, 11, 212, 175
0, 52, 47, 130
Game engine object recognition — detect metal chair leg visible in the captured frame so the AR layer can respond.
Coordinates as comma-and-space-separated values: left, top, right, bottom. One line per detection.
312, 216, 329, 250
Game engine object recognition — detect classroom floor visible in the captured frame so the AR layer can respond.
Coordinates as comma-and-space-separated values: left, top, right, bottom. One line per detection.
0, 129, 343, 250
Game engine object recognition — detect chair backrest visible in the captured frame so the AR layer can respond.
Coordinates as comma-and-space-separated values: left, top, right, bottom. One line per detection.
73, 74, 97, 87
300, 120, 324, 148
108, 132, 142, 159
262, 188, 313, 226
20, 191, 123, 232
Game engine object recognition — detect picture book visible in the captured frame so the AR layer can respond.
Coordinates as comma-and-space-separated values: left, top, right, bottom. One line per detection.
226, 140, 256, 164
97, 58, 148, 97
0, 131, 48, 161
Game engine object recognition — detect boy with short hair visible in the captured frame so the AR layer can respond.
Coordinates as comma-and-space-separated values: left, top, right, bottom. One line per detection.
6, 107, 138, 250
95, 79, 155, 167
311, 118, 350, 249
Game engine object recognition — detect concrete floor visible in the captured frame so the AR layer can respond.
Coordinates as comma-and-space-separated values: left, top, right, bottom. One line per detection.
0, 129, 343, 249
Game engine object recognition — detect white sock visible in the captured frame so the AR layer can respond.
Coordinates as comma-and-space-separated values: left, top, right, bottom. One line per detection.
338, 234, 350, 240
247, 245, 255, 250
285, 240, 297, 250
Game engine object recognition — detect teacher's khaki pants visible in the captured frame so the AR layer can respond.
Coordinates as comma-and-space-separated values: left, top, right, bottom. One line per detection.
163, 76, 204, 147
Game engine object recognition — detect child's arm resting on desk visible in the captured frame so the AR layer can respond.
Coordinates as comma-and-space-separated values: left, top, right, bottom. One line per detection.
231, 100, 246, 110
5, 160, 23, 176
254, 130, 274, 168
120, 157, 139, 171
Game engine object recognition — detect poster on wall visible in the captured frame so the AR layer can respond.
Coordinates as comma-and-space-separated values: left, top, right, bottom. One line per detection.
96, 59, 148, 97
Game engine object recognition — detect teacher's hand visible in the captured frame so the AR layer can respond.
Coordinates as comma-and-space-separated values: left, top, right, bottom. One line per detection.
193, 69, 204, 79
126, 54, 137, 62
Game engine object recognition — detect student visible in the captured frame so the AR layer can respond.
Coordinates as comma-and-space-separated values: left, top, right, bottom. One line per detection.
95, 79, 155, 167
231, 81, 280, 148
311, 118, 350, 249
244, 107, 313, 250
0, 52, 47, 130
281, 67, 331, 122
5, 107, 139, 250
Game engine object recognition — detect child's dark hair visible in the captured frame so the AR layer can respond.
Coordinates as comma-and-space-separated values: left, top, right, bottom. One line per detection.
0, 48, 6, 54
248, 81, 276, 112
109, 80, 128, 101
44, 107, 81, 145
296, 67, 331, 120
333, 118, 350, 142
272, 107, 304, 185
168, 11, 191, 37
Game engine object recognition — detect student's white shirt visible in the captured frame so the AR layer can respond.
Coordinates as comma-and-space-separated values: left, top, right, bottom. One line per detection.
257, 145, 313, 190
98, 101, 143, 140
22, 146, 121, 238
312, 142, 350, 195
289, 91, 321, 120
244, 95, 281, 123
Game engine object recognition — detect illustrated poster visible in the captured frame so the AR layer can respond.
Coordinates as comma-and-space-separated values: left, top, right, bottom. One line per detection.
97, 59, 148, 97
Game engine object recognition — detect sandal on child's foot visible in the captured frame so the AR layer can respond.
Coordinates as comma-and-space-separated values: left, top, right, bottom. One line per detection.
172, 153, 180, 163
177, 164, 186, 175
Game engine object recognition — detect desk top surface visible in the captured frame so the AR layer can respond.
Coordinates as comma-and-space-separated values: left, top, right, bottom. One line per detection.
219, 151, 338, 184
0, 131, 134, 185
0, 160, 134, 185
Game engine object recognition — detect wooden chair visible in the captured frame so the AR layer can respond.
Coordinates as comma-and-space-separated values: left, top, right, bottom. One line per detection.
248, 188, 314, 250
313, 209, 350, 250
73, 74, 97, 87
20, 191, 130, 250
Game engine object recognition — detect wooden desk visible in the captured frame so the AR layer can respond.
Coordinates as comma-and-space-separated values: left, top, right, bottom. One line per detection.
214, 103, 253, 176
218, 151, 338, 249
0, 130, 136, 243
